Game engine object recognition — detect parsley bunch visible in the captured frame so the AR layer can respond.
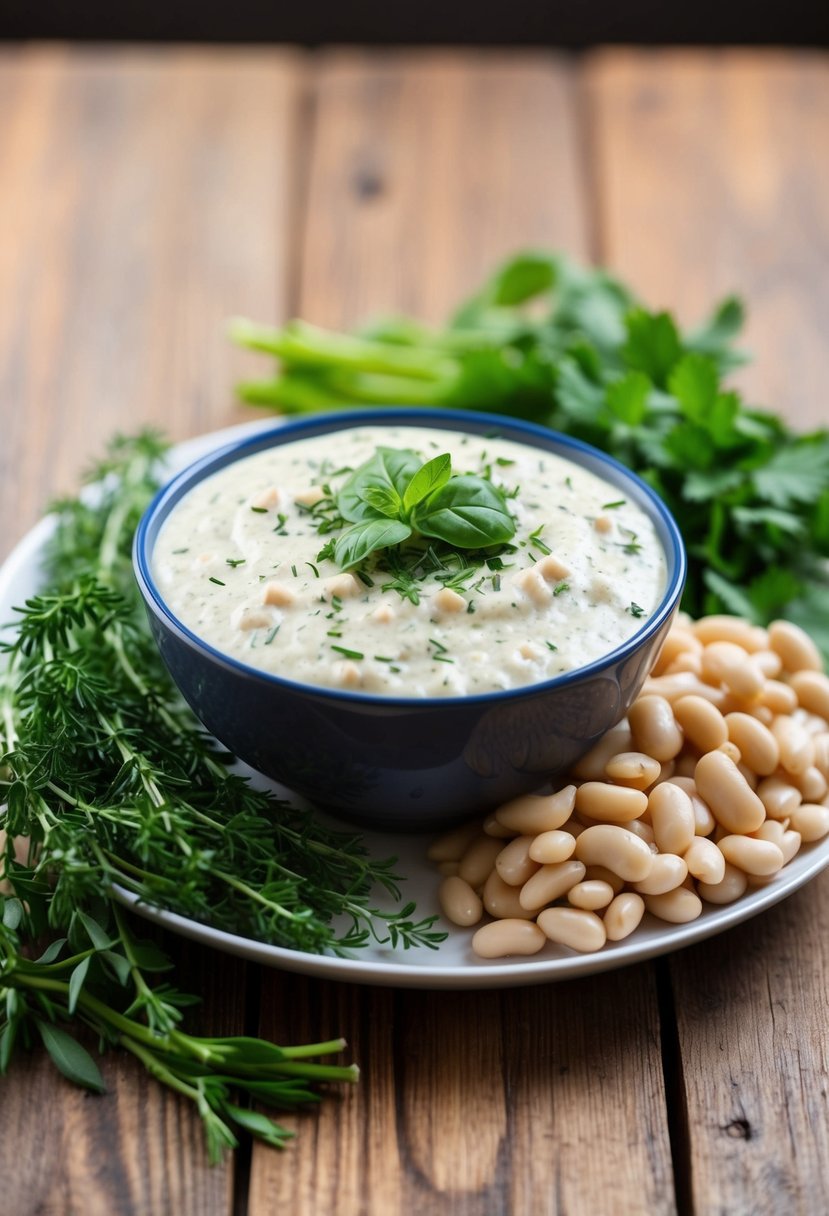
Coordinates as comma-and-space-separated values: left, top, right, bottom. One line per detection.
0, 433, 443, 1158
230, 251, 829, 656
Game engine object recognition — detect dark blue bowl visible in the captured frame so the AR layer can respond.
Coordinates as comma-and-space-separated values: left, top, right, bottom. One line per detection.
134, 409, 686, 831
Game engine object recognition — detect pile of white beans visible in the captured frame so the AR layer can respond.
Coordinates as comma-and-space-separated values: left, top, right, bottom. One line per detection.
428, 615, 829, 958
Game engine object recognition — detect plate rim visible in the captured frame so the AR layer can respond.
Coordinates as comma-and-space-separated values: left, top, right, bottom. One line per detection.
4, 418, 829, 990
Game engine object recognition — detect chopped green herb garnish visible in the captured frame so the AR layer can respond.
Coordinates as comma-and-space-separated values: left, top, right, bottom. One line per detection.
306, 562, 320, 578
208, 576, 226, 586
628, 602, 646, 617
545, 641, 558, 651
553, 581, 570, 596
331, 645, 364, 660
171, 546, 189, 554
602, 500, 627, 510
264, 624, 281, 644
225, 558, 246, 568
250, 505, 268, 514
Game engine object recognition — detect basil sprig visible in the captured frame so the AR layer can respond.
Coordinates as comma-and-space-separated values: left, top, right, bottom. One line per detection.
332, 447, 515, 568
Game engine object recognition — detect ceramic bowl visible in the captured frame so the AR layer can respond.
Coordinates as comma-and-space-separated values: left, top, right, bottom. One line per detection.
134, 409, 686, 830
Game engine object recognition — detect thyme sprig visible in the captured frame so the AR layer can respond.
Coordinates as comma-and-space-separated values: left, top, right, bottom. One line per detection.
0, 431, 444, 1159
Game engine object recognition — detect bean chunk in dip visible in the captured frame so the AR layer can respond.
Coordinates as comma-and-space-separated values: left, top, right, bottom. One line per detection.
152, 426, 666, 697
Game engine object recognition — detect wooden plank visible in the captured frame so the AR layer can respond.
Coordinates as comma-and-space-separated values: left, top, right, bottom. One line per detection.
295, 50, 590, 328
584, 49, 829, 429
249, 49, 675, 1216
0, 44, 301, 559
0, 45, 304, 1215
587, 47, 829, 1214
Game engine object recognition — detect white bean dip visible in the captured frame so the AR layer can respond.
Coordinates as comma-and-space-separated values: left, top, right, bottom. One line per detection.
152, 425, 667, 697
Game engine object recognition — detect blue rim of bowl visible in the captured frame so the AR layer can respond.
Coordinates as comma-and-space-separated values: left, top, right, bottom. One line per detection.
133, 408, 687, 708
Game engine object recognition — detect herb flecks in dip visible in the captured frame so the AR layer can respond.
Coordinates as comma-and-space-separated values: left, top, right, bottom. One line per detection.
153, 426, 667, 696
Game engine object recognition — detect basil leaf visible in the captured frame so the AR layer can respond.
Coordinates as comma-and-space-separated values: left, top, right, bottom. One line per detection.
334, 518, 412, 568
402, 453, 451, 513
337, 448, 421, 522
412, 475, 515, 548
363, 485, 402, 518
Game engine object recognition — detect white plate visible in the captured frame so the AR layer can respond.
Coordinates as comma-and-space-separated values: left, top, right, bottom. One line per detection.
3, 421, 829, 990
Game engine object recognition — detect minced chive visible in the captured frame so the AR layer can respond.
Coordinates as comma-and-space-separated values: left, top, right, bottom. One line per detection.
327, 630, 342, 638
171, 547, 189, 554
602, 499, 627, 510
332, 645, 364, 660
553, 581, 570, 596
374, 655, 395, 663
492, 574, 501, 592
250, 506, 268, 514
264, 624, 281, 645
291, 564, 298, 577
306, 562, 320, 578
546, 641, 558, 651
628, 602, 646, 618
226, 558, 246, 568
208, 576, 226, 586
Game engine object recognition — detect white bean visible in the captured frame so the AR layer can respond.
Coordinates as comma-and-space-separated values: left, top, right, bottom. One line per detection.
628, 696, 684, 761
644, 888, 703, 923
768, 619, 823, 673
472, 919, 547, 959
519, 859, 586, 911
604, 751, 662, 790
495, 785, 576, 834
789, 804, 829, 843
717, 835, 785, 877
483, 870, 536, 920
673, 695, 728, 753
694, 750, 766, 833
439, 876, 484, 927
537, 907, 607, 953
574, 825, 654, 883
567, 880, 615, 910
789, 671, 829, 722
458, 835, 504, 888
633, 853, 688, 895
604, 892, 646, 941
697, 863, 749, 904
684, 838, 726, 885
725, 712, 780, 776
495, 836, 539, 887
648, 781, 696, 854
575, 782, 648, 823
528, 830, 576, 864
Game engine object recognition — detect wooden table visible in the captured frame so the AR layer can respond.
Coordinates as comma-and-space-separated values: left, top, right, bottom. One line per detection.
1, 45, 828, 1216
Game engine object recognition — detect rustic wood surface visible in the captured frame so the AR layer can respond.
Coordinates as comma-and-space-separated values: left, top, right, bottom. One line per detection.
1, 45, 827, 1216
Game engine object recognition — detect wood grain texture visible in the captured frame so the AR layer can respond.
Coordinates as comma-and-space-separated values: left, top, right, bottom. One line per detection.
0, 45, 304, 1216
0, 934, 248, 1216
667, 874, 829, 1216
248, 49, 675, 1216
584, 49, 829, 429
588, 46, 829, 1216
295, 50, 590, 329
251, 969, 675, 1216
0, 44, 302, 559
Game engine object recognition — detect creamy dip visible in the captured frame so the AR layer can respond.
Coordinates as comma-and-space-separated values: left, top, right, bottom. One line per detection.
152, 426, 667, 697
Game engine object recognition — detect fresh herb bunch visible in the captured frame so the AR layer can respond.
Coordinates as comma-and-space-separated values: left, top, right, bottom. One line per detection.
324, 445, 515, 569
230, 251, 829, 656
0, 432, 443, 1158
